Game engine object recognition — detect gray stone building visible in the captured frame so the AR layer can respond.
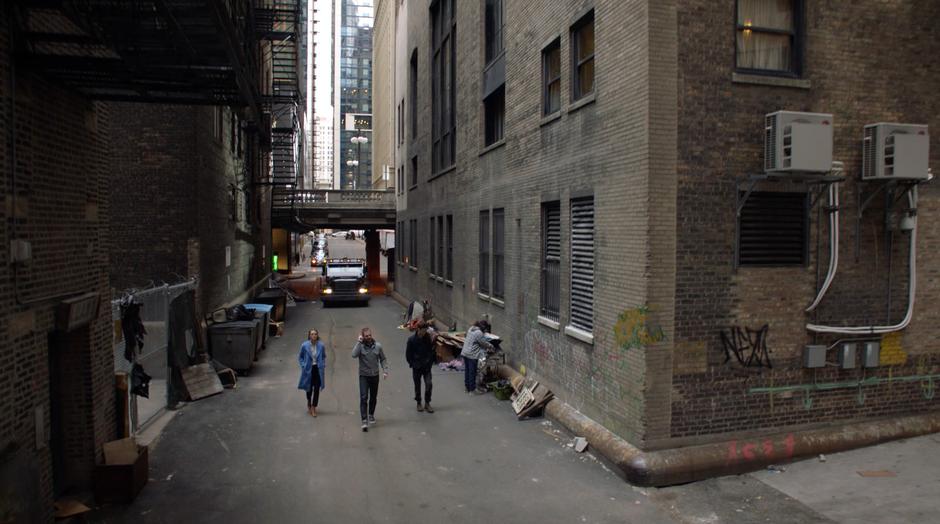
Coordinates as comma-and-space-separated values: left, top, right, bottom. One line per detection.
385, 0, 940, 452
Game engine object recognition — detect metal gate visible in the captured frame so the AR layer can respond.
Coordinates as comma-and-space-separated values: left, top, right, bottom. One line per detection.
112, 281, 196, 433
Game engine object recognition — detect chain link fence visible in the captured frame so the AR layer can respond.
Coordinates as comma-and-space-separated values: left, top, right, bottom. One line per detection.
112, 281, 196, 432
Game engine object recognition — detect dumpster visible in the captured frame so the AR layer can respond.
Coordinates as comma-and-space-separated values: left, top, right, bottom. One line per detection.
208, 321, 259, 374
243, 303, 273, 349
254, 289, 287, 322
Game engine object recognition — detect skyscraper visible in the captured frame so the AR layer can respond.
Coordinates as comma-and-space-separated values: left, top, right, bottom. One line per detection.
333, 0, 373, 190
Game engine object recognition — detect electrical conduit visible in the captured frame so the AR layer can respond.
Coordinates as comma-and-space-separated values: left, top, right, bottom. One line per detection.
807, 186, 918, 334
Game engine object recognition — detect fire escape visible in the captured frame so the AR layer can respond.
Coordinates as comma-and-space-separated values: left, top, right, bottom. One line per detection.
254, 0, 302, 224
11, 1, 264, 123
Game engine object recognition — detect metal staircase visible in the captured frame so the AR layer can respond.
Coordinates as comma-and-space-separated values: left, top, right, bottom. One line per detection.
255, 0, 302, 222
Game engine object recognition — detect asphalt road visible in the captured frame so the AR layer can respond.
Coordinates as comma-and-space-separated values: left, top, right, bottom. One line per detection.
90, 296, 678, 523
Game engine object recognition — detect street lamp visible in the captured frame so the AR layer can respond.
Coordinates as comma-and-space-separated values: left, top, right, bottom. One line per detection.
345, 159, 359, 190
350, 135, 368, 189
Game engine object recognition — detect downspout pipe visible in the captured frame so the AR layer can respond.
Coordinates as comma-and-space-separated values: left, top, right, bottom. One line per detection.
497, 365, 940, 487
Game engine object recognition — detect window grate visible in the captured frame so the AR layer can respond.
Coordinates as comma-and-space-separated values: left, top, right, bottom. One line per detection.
738, 191, 808, 266
479, 210, 490, 294
493, 209, 505, 299
569, 198, 594, 331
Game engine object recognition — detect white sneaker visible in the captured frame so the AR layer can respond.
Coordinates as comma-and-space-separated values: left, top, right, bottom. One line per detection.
361, 421, 368, 432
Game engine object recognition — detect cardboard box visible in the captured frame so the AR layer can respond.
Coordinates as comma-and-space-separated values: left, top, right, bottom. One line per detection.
94, 441, 148, 504
434, 340, 456, 363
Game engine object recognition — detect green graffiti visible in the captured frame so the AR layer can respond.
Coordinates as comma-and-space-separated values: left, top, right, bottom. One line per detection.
613, 306, 666, 352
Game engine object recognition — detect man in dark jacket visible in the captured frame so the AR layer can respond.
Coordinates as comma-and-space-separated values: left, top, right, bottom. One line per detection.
406, 321, 436, 413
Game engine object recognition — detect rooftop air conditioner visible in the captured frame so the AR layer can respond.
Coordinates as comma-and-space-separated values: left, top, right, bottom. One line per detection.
862, 123, 930, 181
764, 111, 834, 174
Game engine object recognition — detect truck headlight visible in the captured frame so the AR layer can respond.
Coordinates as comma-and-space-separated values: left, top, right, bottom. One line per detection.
358, 287, 368, 294
323, 288, 333, 295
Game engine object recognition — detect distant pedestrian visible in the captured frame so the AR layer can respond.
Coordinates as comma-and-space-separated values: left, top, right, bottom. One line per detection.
298, 329, 326, 417
352, 328, 388, 432
460, 320, 493, 394
406, 321, 436, 413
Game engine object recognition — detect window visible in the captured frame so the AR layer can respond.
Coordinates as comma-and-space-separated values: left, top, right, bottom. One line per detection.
430, 217, 437, 275
397, 167, 403, 195
410, 218, 418, 268
396, 102, 400, 146
431, 0, 456, 173
400, 98, 406, 146
492, 209, 505, 299
571, 11, 595, 101
446, 214, 454, 281
410, 156, 418, 188
229, 111, 236, 152
542, 39, 561, 116
736, 0, 801, 75
410, 50, 418, 139
213, 107, 223, 141
484, 85, 505, 146
569, 197, 594, 333
737, 191, 807, 266
437, 215, 445, 277
479, 210, 490, 294
397, 221, 403, 262
484, 0, 504, 63
540, 202, 561, 321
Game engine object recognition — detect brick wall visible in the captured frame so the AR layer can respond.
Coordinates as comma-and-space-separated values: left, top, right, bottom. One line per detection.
669, 0, 940, 445
392, 0, 665, 445
1, 17, 115, 521
109, 104, 269, 316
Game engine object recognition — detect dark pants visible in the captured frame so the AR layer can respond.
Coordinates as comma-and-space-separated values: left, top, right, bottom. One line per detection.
305, 366, 321, 408
412, 366, 433, 404
463, 357, 478, 392
359, 375, 380, 420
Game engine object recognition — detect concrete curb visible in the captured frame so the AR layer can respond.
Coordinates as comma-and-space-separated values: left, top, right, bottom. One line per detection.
497, 364, 940, 486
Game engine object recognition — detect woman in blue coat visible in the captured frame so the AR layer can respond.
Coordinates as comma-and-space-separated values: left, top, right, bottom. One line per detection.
298, 329, 326, 416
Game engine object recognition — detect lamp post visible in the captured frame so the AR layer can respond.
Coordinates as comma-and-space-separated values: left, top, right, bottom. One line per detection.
350, 135, 368, 189
345, 159, 359, 189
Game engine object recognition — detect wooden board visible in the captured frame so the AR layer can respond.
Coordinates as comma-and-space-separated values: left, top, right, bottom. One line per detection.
181, 363, 224, 400
512, 382, 537, 414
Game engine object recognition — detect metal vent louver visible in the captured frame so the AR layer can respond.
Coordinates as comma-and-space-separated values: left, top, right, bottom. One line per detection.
862, 125, 877, 179
764, 113, 777, 171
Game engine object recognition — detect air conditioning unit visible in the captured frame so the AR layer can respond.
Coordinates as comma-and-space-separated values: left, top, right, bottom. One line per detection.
862, 123, 930, 181
764, 111, 834, 173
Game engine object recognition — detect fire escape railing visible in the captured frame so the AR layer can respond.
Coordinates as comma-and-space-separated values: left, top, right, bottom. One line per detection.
255, 0, 302, 221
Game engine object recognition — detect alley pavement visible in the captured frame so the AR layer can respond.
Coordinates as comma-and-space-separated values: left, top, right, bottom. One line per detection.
89, 297, 674, 523
88, 290, 938, 524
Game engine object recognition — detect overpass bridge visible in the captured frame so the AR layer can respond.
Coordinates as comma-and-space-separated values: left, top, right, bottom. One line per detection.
271, 189, 397, 232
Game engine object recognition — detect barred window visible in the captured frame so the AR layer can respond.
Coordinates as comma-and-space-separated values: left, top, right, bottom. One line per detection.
493, 209, 505, 299
446, 214, 454, 281
430, 217, 436, 275
437, 215, 445, 277
479, 210, 490, 294
540, 202, 561, 321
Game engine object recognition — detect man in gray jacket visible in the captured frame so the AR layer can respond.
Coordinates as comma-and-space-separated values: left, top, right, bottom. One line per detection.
352, 327, 388, 431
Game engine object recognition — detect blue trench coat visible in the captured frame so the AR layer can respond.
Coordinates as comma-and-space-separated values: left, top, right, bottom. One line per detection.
298, 340, 326, 391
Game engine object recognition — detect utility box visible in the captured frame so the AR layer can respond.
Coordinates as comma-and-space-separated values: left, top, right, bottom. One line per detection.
803, 345, 826, 368
863, 342, 881, 368
838, 343, 857, 369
